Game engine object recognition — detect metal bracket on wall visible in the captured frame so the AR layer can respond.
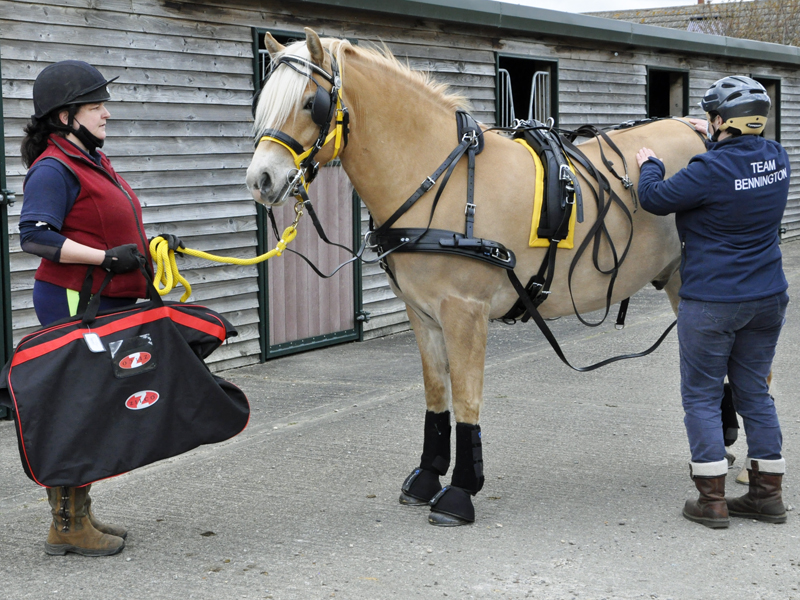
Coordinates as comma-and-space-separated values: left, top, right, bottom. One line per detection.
1, 189, 15, 207
355, 310, 371, 323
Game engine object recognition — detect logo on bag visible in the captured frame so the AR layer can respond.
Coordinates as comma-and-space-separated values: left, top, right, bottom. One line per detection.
125, 390, 160, 410
119, 352, 152, 370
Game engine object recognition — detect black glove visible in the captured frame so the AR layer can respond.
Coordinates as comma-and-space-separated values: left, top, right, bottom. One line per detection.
149, 233, 184, 252
102, 244, 144, 274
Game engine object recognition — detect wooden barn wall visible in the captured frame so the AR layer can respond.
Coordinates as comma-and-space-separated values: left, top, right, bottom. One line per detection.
2, 0, 799, 359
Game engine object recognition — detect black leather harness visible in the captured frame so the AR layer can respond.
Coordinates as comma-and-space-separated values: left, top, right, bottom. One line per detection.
365, 112, 677, 372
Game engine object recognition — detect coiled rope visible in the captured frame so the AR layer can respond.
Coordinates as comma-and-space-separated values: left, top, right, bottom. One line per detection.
148, 200, 303, 301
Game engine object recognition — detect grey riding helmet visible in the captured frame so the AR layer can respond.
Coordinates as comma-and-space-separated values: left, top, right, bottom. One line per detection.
32, 60, 118, 121
700, 75, 771, 136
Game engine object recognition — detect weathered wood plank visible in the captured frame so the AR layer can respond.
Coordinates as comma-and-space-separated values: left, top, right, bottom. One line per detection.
5, 79, 253, 105
0, 2, 246, 41
2, 59, 254, 92
0, 19, 252, 59
1, 40, 253, 76
2, 99, 253, 122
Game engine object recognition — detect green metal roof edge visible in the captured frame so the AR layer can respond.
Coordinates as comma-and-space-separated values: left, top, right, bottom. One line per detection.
298, 0, 800, 66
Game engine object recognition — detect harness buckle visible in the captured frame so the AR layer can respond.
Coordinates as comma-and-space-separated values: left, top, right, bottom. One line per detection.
462, 130, 479, 147
465, 202, 476, 217
621, 175, 634, 190
489, 247, 513, 263
421, 176, 436, 192
559, 164, 573, 182
364, 230, 377, 250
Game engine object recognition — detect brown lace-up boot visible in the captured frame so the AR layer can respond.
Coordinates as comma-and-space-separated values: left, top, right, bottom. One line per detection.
85, 485, 128, 539
682, 460, 729, 529
45, 486, 125, 556
727, 457, 787, 524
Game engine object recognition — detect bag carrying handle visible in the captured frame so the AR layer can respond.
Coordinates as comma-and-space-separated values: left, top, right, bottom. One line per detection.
80, 262, 164, 327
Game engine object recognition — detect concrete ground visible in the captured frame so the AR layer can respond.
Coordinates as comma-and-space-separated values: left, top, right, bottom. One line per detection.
2, 241, 800, 600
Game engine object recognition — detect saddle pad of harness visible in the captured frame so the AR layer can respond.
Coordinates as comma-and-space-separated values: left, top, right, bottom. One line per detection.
514, 138, 577, 249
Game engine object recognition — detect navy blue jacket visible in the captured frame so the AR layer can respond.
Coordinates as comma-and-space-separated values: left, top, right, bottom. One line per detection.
638, 135, 789, 302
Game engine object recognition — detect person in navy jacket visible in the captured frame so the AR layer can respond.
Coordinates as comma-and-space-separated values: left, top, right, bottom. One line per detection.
19, 61, 150, 556
636, 76, 790, 529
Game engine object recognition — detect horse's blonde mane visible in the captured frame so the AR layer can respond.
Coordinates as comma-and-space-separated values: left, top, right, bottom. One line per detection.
253, 36, 470, 135
338, 40, 470, 113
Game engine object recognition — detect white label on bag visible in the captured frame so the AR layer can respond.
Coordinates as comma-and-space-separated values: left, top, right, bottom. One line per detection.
83, 333, 106, 353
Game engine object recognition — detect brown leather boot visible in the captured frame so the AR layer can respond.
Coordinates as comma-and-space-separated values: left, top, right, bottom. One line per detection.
45, 486, 125, 556
683, 474, 729, 529
85, 485, 128, 539
727, 458, 787, 524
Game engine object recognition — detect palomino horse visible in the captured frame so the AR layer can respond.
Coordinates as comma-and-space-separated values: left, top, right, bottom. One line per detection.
246, 28, 706, 526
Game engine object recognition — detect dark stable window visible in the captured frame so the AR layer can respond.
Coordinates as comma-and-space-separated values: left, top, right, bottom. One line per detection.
647, 69, 689, 118
254, 30, 305, 88
497, 55, 558, 126
753, 76, 780, 142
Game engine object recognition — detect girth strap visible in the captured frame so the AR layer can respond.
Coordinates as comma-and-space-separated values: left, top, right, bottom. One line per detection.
373, 228, 515, 269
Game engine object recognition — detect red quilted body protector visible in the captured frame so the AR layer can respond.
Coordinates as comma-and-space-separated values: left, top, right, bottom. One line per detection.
29, 136, 150, 298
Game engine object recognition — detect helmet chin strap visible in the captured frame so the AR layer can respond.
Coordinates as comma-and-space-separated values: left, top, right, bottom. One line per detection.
706, 115, 722, 142
71, 117, 105, 152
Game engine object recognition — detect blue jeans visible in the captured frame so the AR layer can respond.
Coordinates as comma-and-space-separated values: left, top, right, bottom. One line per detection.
677, 291, 789, 464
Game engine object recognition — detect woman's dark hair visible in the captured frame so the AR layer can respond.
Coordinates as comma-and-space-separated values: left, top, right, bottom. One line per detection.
20, 110, 70, 168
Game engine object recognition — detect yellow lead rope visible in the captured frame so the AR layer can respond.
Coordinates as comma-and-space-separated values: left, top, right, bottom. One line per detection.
149, 201, 303, 301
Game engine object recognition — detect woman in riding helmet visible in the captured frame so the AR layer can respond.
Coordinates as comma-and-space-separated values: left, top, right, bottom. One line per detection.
636, 76, 790, 529
19, 60, 152, 556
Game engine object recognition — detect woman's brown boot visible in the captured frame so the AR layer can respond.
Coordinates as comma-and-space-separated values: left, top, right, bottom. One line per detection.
45, 486, 125, 556
85, 485, 128, 539
727, 457, 787, 524
682, 460, 729, 528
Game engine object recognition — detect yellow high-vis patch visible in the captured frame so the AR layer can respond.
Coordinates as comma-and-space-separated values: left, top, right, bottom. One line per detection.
514, 138, 577, 249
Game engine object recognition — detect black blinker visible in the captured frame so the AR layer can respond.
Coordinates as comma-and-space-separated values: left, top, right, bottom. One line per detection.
311, 86, 332, 127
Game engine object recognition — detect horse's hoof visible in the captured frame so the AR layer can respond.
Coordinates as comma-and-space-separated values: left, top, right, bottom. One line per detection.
428, 511, 471, 526
428, 485, 474, 526
399, 468, 442, 505
736, 466, 749, 485
399, 491, 428, 506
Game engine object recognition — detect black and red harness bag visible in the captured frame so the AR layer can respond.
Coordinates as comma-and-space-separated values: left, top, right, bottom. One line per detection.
0, 268, 250, 487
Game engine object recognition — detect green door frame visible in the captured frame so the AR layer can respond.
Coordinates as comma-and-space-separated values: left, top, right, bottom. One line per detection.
0, 54, 15, 419
252, 28, 364, 361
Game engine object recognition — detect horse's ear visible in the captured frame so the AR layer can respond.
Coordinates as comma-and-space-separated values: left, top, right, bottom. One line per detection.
264, 33, 285, 57
304, 27, 325, 66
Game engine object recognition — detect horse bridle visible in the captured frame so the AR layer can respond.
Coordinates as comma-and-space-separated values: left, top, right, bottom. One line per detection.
253, 51, 350, 204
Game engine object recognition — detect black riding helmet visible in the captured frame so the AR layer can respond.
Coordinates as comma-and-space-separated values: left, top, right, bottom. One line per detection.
32, 60, 118, 122
700, 75, 770, 136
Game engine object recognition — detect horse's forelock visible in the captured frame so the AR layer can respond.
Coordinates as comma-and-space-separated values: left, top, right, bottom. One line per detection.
253, 41, 315, 135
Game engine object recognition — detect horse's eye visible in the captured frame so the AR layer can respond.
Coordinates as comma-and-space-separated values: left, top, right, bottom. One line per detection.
304, 98, 314, 111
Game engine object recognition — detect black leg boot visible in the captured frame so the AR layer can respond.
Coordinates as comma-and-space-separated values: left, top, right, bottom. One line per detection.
400, 410, 451, 505
429, 422, 483, 526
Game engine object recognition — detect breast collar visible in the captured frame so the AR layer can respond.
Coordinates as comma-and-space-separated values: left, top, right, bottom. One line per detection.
254, 51, 350, 201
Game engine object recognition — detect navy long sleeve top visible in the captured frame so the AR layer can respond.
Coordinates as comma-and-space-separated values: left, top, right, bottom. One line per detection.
638, 135, 789, 302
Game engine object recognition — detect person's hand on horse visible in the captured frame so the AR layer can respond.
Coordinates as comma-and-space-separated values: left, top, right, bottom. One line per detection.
102, 243, 145, 273
636, 147, 660, 169
686, 117, 708, 135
